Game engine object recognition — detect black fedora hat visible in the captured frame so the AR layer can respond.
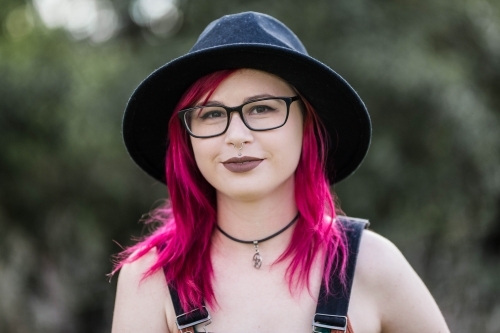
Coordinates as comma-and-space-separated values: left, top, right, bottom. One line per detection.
123, 11, 371, 184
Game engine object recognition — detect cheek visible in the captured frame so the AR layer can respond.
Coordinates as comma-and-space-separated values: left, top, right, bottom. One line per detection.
190, 138, 218, 182
271, 116, 304, 175
288, 112, 305, 159
289, 128, 304, 171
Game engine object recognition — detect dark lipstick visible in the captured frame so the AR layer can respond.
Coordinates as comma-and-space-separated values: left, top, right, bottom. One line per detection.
222, 156, 263, 173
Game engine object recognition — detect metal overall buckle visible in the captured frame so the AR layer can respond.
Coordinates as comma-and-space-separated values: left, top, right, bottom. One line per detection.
312, 313, 347, 332
176, 306, 212, 332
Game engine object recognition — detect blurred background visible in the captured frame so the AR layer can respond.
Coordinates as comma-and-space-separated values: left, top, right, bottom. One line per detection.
1, 0, 499, 332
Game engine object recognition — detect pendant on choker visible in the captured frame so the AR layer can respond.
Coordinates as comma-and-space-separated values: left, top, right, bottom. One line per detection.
216, 213, 300, 269
252, 241, 263, 269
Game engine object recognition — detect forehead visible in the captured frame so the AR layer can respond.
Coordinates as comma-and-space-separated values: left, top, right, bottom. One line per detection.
207, 69, 296, 105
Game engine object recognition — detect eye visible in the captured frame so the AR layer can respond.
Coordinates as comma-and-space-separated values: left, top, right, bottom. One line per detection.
201, 111, 223, 118
249, 104, 276, 114
198, 108, 227, 119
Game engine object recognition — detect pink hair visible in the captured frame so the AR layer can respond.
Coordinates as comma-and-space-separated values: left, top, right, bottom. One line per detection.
111, 70, 348, 311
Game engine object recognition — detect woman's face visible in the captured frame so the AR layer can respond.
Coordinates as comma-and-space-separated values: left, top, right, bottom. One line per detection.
190, 69, 304, 201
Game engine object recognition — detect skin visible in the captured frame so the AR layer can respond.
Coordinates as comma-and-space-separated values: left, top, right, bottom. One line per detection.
112, 69, 450, 333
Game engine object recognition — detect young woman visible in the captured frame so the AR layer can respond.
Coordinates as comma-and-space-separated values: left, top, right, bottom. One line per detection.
111, 12, 450, 333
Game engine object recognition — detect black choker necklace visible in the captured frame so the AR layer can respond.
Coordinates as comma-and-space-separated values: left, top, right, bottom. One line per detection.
216, 213, 300, 269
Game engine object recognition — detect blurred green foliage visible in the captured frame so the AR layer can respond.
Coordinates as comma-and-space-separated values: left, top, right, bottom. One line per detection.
1, 0, 499, 332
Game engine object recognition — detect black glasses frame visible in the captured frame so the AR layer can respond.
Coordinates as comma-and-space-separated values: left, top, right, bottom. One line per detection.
178, 96, 301, 138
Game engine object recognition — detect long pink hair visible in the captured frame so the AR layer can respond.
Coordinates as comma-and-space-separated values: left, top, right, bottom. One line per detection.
111, 69, 348, 311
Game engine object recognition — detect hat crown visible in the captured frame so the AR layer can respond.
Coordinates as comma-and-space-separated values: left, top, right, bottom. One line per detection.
190, 12, 308, 55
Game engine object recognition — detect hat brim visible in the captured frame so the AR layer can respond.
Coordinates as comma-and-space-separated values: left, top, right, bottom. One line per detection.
123, 43, 371, 185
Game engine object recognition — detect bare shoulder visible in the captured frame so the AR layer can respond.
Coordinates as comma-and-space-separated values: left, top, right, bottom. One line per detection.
354, 230, 450, 333
111, 247, 171, 333
353, 230, 421, 298
355, 230, 406, 282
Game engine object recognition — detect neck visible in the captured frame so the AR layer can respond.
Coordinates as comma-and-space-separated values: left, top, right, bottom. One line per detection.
215, 177, 298, 247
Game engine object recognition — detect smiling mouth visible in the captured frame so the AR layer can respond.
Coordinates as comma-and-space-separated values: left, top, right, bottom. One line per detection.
222, 156, 263, 173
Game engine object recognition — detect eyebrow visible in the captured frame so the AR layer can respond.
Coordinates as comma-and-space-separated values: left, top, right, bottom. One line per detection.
200, 94, 277, 107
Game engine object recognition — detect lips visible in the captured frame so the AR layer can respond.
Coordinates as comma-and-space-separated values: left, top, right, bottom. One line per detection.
222, 156, 263, 173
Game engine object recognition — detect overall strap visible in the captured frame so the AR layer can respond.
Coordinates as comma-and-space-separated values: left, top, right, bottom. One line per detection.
167, 216, 369, 333
167, 275, 211, 333
313, 216, 369, 333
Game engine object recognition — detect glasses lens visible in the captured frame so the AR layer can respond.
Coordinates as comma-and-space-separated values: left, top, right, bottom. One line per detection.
184, 106, 228, 137
242, 98, 288, 130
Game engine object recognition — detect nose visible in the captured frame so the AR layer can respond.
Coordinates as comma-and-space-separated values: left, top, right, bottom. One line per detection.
224, 112, 253, 147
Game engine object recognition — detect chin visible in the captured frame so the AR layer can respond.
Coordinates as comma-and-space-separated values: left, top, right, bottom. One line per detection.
224, 190, 265, 202
214, 182, 266, 201
214, 175, 295, 202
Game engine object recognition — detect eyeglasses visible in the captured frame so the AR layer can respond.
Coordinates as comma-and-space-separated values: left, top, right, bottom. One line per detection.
178, 96, 301, 138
